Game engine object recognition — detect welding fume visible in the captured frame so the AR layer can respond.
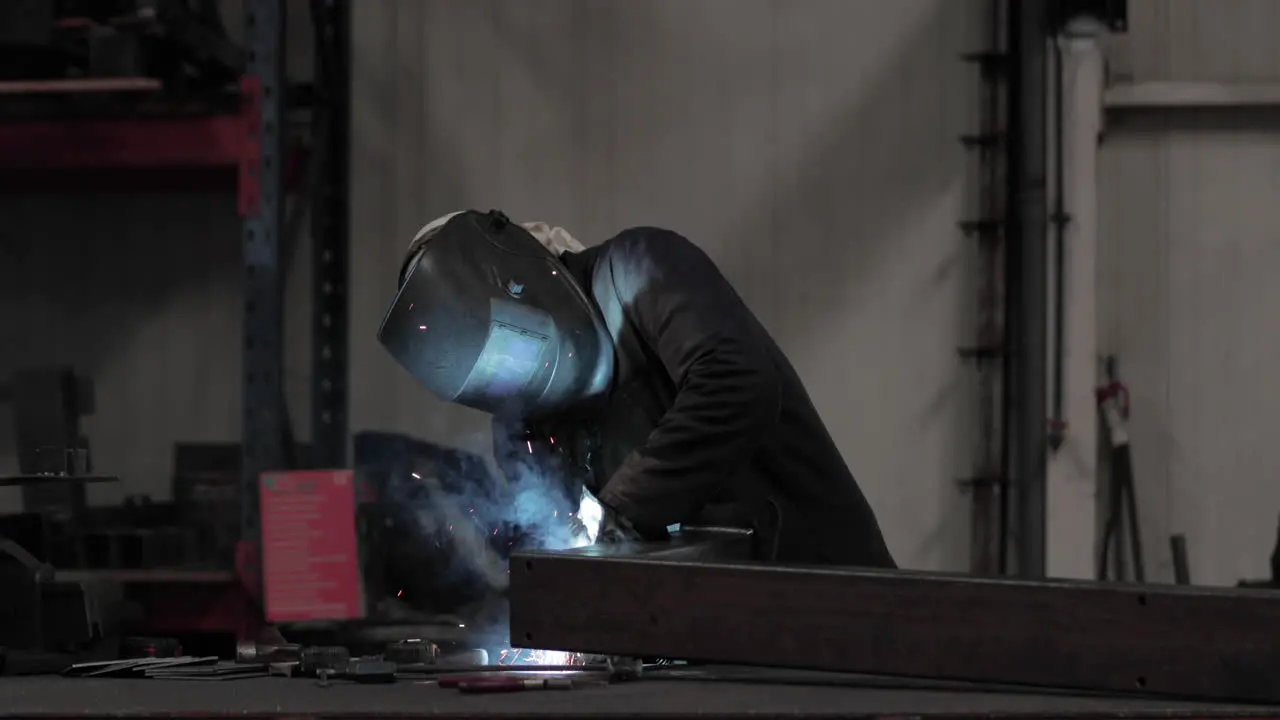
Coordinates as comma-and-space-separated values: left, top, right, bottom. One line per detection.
378, 209, 897, 591
372, 429, 605, 617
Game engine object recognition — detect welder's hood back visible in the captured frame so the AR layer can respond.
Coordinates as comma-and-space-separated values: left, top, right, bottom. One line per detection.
378, 210, 614, 419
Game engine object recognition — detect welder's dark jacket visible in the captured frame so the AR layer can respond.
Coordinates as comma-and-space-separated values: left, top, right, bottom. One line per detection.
493, 228, 896, 568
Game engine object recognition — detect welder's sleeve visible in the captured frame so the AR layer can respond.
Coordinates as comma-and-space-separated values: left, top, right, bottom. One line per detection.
596, 230, 781, 533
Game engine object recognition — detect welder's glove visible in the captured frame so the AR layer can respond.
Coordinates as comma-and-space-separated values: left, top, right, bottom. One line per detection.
596, 504, 643, 546
573, 485, 640, 546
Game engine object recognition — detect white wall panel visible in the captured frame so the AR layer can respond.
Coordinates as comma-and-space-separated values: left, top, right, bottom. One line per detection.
1100, 0, 1280, 584
349, 0, 983, 570
1100, 123, 1280, 585
1117, 0, 1280, 81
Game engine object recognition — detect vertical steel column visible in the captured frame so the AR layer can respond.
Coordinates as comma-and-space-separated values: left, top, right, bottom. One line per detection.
241, 0, 288, 540
310, 0, 351, 469
1006, 0, 1050, 577
957, 0, 1012, 576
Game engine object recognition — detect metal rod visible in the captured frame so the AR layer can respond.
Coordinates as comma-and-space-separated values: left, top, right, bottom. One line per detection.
510, 552, 1280, 703
993, 0, 1011, 577
1006, 0, 1050, 577
1048, 31, 1067, 453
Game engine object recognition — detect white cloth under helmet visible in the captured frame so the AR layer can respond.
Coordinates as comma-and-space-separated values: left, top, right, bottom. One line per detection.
409, 211, 586, 255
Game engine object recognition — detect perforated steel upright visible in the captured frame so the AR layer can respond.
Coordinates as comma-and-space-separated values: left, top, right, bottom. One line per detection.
310, 0, 351, 470
240, 0, 288, 542
958, 0, 1012, 575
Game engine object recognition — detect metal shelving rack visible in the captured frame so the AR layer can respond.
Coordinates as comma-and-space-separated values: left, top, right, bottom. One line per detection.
0, 0, 351, 567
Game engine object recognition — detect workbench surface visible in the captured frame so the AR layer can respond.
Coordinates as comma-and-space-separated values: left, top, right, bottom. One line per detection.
2, 673, 1279, 719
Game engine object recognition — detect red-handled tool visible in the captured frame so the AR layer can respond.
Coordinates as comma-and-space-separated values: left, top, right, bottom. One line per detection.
455, 677, 575, 694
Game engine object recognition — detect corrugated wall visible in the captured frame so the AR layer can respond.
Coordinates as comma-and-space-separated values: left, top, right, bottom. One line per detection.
1099, 0, 1280, 584
349, 0, 984, 571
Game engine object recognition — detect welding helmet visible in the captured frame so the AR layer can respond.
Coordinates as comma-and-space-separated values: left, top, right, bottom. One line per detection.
378, 210, 614, 419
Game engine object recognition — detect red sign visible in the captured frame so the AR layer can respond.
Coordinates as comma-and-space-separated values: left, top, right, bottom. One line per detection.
260, 470, 365, 623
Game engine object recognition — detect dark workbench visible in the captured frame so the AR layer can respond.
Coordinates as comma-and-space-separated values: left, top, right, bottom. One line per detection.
2, 673, 1279, 719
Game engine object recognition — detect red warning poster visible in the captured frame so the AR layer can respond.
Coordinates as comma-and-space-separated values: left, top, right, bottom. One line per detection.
260, 470, 365, 622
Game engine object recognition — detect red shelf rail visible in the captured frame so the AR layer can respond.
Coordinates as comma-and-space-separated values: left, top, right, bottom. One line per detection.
0, 114, 247, 171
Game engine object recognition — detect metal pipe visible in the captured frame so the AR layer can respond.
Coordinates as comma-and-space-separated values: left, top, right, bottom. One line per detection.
1049, 33, 1067, 452
1006, 0, 1050, 577
992, 0, 1011, 576
1047, 19, 1106, 579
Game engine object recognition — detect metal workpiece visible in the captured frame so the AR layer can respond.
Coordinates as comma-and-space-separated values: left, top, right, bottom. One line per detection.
547, 527, 755, 562
509, 556, 1280, 703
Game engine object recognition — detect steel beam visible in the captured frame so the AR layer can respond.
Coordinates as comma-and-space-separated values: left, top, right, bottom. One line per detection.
509, 555, 1280, 703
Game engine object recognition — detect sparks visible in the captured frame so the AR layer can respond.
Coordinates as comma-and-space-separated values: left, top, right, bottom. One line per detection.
411, 472, 421, 479
526, 440, 533, 454
497, 648, 586, 666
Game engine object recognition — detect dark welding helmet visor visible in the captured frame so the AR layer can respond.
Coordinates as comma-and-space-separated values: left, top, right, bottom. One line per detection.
378, 210, 613, 419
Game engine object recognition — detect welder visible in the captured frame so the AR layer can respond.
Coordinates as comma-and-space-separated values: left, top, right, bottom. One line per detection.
378, 210, 896, 568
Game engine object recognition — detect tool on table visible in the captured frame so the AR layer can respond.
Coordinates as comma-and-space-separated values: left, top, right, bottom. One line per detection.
346, 658, 397, 684
385, 639, 439, 666
297, 645, 351, 677
309, 657, 396, 687
438, 648, 488, 666
235, 640, 302, 664
456, 676, 578, 694
146, 661, 268, 681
